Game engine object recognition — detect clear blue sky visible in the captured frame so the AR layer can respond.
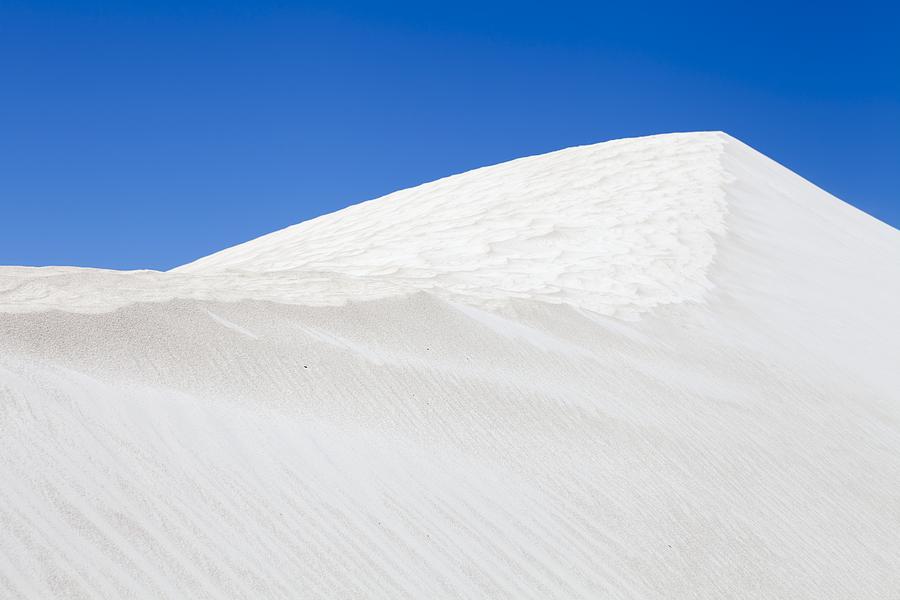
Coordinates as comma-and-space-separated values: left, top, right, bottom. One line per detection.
3, 1, 898, 270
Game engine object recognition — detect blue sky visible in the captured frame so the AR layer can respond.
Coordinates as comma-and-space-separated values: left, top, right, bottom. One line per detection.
2, 1, 898, 270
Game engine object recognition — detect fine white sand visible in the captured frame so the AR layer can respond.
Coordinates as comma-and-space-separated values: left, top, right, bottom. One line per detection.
1, 132, 898, 598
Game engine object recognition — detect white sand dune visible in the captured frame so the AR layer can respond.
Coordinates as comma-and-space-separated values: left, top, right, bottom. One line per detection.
1, 132, 898, 598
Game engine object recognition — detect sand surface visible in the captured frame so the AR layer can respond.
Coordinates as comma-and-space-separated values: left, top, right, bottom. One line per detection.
1, 132, 898, 598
